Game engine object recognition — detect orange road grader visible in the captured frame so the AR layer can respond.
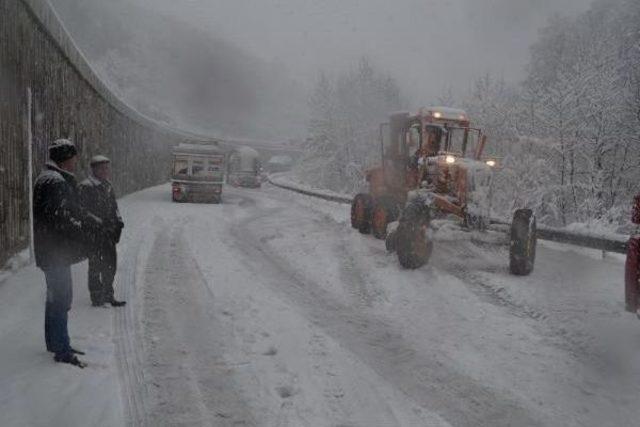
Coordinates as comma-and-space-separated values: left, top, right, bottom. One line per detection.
351, 107, 537, 275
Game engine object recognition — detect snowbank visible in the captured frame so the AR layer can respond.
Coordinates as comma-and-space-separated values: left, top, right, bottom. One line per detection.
0, 263, 124, 427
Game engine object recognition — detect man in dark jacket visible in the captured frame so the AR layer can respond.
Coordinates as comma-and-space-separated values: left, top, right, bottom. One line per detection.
79, 155, 126, 308
33, 139, 103, 368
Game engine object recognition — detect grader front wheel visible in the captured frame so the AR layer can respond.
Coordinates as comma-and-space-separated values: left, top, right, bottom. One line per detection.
351, 193, 373, 234
396, 201, 433, 269
371, 197, 399, 239
396, 223, 433, 269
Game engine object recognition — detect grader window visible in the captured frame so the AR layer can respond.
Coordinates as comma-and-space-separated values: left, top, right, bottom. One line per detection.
464, 130, 480, 158
446, 128, 464, 155
404, 124, 421, 157
380, 124, 393, 157
445, 127, 481, 158
423, 126, 443, 155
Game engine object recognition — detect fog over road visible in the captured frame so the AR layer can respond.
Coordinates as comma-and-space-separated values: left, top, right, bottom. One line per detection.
1, 183, 639, 427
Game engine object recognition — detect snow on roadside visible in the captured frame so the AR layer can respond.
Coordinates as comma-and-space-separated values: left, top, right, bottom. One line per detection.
268, 173, 353, 203
260, 181, 640, 426
0, 262, 124, 427
267, 179, 350, 225
125, 184, 451, 426
0, 187, 163, 427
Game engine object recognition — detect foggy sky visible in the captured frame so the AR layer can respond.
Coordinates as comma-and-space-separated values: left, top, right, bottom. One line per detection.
138, 0, 591, 104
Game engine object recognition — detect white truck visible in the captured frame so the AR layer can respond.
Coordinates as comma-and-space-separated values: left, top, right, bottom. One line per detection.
171, 141, 226, 203
227, 146, 261, 188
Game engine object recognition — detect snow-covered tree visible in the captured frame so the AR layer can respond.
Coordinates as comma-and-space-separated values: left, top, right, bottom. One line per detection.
296, 58, 404, 193
462, 0, 640, 229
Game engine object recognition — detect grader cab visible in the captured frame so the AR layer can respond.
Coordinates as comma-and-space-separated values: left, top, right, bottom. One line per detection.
351, 107, 537, 275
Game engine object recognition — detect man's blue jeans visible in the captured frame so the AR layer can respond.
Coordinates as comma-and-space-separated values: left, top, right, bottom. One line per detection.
43, 266, 73, 355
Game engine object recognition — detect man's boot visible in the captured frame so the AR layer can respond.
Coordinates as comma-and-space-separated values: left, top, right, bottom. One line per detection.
54, 352, 86, 368
109, 299, 126, 307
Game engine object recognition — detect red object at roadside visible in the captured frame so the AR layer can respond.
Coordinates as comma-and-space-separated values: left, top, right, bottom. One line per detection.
632, 194, 640, 225
625, 194, 640, 313
626, 236, 640, 312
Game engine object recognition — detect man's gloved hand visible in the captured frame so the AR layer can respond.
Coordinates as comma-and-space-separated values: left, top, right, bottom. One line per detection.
106, 220, 125, 244
114, 221, 124, 244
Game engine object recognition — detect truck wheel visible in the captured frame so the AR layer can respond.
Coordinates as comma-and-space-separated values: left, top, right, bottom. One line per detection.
351, 193, 373, 234
396, 202, 432, 269
509, 209, 537, 276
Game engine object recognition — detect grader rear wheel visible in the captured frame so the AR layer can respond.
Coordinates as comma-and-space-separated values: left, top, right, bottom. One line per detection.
351, 193, 373, 234
371, 197, 400, 240
372, 205, 388, 239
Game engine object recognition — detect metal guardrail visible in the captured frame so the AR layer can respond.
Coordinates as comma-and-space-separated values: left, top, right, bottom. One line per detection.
268, 176, 631, 254
489, 219, 629, 254
267, 176, 353, 204
537, 227, 628, 254
268, 176, 639, 315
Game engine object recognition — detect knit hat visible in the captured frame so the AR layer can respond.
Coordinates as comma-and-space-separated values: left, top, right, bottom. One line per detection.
90, 155, 111, 166
49, 139, 78, 163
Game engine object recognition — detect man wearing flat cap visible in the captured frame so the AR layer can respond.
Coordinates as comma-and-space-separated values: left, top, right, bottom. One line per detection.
79, 155, 126, 308
33, 139, 103, 368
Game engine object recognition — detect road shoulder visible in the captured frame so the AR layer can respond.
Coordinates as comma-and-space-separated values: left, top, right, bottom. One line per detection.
0, 262, 125, 427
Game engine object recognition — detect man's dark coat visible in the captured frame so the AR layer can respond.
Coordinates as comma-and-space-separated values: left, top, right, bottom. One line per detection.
33, 162, 102, 269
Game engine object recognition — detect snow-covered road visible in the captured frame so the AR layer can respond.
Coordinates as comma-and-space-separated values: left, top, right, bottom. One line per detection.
1, 183, 639, 427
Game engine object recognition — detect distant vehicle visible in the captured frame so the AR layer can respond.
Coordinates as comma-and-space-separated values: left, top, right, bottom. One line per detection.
227, 146, 261, 188
266, 155, 293, 173
171, 141, 225, 203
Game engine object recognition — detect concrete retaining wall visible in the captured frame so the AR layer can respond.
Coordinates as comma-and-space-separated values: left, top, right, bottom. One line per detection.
0, 0, 188, 264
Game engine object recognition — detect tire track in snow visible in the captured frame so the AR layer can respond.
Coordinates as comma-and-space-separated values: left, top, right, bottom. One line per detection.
113, 218, 153, 427
141, 224, 257, 427
430, 241, 599, 362
257, 184, 640, 426
335, 237, 382, 308
229, 205, 545, 427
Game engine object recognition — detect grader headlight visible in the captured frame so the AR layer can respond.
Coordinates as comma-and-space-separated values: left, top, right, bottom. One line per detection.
485, 159, 496, 167
445, 155, 456, 164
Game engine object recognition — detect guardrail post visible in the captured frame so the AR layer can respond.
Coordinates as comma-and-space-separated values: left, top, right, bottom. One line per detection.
625, 194, 640, 313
